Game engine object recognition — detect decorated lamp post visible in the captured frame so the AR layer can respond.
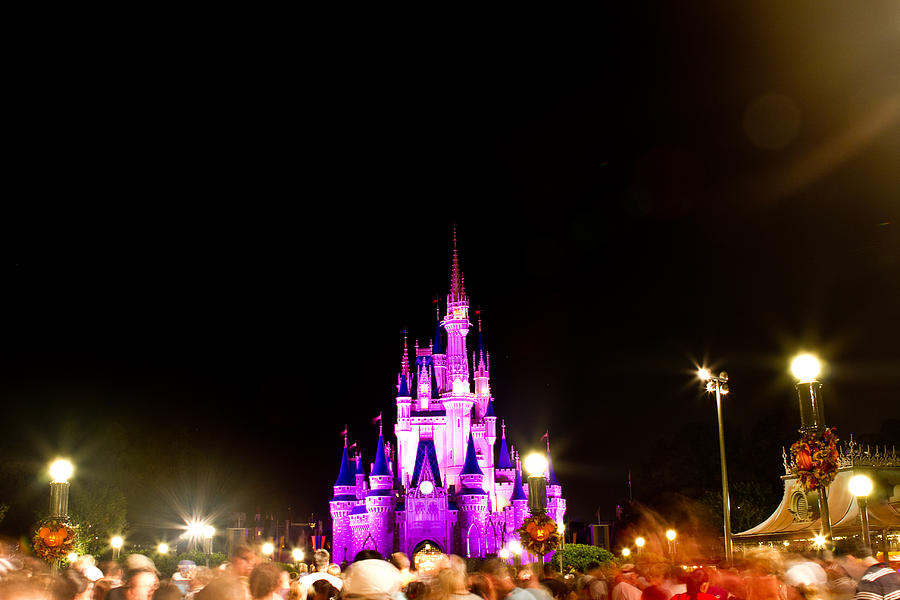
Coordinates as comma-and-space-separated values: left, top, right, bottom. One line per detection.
36, 460, 77, 573
848, 474, 873, 549
698, 368, 733, 564
665, 529, 677, 561
519, 453, 560, 566
635, 536, 645, 555
789, 354, 837, 550
111, 536, 124, 560
203, 525, 215, 567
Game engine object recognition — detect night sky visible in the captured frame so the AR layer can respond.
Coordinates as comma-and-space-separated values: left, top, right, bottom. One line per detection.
2, 3, 898, 543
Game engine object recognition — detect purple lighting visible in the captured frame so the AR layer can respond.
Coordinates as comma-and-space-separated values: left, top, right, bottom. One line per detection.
330, 233, 566, 562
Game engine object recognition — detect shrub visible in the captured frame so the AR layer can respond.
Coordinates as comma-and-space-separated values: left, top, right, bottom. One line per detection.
551, 544, 614, 573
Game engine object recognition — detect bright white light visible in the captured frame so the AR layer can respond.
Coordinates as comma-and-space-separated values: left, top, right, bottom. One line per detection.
49, 459, 74, 483
622, 548, 631, 557
791, 354, 821, 382
203, 525, 215, 539
111, 536, 124, 549
185, 522, 204, 538
452, 379, 469, 395
698, 368, 711, 381
524, 453, 549, 477
158, 543, 169, 554
783, 541, 790, 547
848, 474, 873, 497
498, 548, 511, 559
812, 534, 827, 548
508, 540, 523, 555
558, 523, 565, 534
635, 537, 645, 548
67, 552, 78, 563
666, 529, 677, 541
261, 542, 274, 556
292, 548, 304, 562
419, 480, 434, 495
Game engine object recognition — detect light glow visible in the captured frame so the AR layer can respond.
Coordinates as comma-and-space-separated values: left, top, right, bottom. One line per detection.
524, 453, 549, 477
419, 480, 434, 495
49, 459, 74, 483
110, 536, 124, 549
635, 537, 645, 548
508, 540, 523, 555
452, 379, 469, 395
848, 474, 873, 497
791, 354, 821, 382
203, 525, 215, 539
158, 543, 169, 554
185, 521, 204, 538
261, 542, 274, 556
812, 534, 827, 548
67, 552, 78, 563
292, 548, 304, 562
622, 548, 631, 557
666, 529, 677, 541
698, 368, 711, 381
498, 548, 510, 559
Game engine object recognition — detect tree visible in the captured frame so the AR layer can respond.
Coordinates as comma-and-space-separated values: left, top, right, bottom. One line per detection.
69, 479, 128, 556
553, 544, 614, 573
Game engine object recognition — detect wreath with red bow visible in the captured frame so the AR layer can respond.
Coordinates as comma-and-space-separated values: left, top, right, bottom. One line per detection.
32, 518, 76, 562
790, 427, 839, 492
517, 514, 560, 556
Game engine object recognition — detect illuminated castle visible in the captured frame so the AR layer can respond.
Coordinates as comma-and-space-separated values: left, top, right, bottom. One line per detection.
329, 233, 566, 563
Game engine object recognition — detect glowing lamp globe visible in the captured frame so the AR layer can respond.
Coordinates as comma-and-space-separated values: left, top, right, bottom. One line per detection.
50, 459, 74, 483
813, 534, 826, 548
292, 548, 304, 562
558, 523, 565, 534
635, 537, 645, 548
262, 542, 274, 556
203, 525, 215, 539
158, 543, 169, 554
524, 453, 549, 477
67, 552, 78, 563
698, 368, 711, 381
666, 529, 677, 541
419, 480, 434, 495
848, 474, 873, 497
508, 540, 523, 555
111, 536, 124, 550
791, 354, 821, 383
622, 548, 631, 557
186, 522, 203, 538
498, 548, 511, 560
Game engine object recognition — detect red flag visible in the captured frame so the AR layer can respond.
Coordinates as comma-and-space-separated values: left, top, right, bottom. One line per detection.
541, 431, 549, 441
340, 425, 348, 437
372, 413, 382, 424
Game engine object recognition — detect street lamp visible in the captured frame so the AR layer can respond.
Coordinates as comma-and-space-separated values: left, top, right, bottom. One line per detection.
111, 536, 124, 560
848, 474, 873, 549
622, 548, 631, 557
698, 367, 734, 565
665, 529, 677, 559
203, 525, 215, 567
791, 353, 832, 548
158, 543, 169, 555
292, 548, 304, 564
261, 542, 275, 561
47, 459, 74, 574
635, 537, 645, 555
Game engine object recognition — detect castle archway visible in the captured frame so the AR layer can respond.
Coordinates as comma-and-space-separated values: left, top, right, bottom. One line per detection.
412, 540, 443, 575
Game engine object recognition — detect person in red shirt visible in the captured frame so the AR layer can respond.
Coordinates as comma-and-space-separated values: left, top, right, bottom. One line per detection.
670, 569, 718, 600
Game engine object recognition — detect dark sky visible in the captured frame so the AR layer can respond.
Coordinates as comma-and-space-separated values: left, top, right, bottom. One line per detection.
2, 3, 898, 541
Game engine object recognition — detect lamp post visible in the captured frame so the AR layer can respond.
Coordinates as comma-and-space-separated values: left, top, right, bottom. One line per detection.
791, 353, 833, 549
292, 548, 304, 567
48, 459, 74, 574
698, 368, 734, 565
635, 537, 645, 556
261, 542, 275, 562
848, 474, 873, 550
666, 529, 677, 561
203, 525, 215, 567
524, 452, 549, 567
111, 536, 124, 560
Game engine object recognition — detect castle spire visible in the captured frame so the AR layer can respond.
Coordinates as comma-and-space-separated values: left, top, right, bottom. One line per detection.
546, 433, 560, 486
497, 420, 512, 469
510, 456, 527, 501
460, 432, 483, 476
398, 374, 410, 397
334, 436, 356, 487
400, 331, 410, 379
450, 226, 464, 303
372, 426, 390, 477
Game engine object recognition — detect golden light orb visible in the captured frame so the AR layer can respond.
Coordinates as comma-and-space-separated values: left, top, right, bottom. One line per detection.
110, 536, 124, 549
666, 529, 677, 541
698, 368, 711, 381
261, 542, 275, 556
67, 552, 78, 563
49, 459, 74, 483
292, 548, 304, 562
791, 354, 821, 383
203, 525, 215, 539
524, 453, 549, 477
498, 548, 511, 560
622, 548, 631, 557
635, 537, 646, 548
508, 540, 523, 555
158, 543, 169, 554
812, 534, 827, 548
848, 474, 873, 497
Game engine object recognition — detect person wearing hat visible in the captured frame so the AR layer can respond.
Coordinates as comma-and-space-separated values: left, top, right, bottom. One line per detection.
342, 558, 403, 600
105, 555, 159, 600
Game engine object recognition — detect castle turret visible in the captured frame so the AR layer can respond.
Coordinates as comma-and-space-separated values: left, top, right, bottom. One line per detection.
545, 439, 566, 527
457, 433, 489, 557
443, 228, 471, 394
432, 301, 447, 394
330, 436, 358, 564
398, 331, 410, 392
366, 424, 396, 555
507, 455, 529, 543
473, 312, 491, 418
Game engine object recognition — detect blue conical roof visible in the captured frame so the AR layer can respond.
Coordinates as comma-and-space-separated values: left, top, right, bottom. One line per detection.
460, 433, 483, 476
372, 432, 390, 476
497, 431, 512, 470
510, 464, 527, 501
335, 446, 356, 487
547, 450, 559, 486
485, 398, 495, 418
433, 320, 443, 354
398, 374, 410, 397
355, 455, 364, 476
430, 364, 440, 399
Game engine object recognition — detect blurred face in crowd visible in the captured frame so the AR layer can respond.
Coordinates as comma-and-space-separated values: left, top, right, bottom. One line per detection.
125, 571, 159, 600
232, 551, 259, 577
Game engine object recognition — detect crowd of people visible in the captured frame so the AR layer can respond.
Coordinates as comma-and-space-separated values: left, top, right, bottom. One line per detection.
0, 538, 896, 600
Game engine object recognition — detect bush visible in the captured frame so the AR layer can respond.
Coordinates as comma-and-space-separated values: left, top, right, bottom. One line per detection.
551, 544, 614, 573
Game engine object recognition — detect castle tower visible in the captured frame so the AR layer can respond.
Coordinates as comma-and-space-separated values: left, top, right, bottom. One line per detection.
443, 228, 472, 394
545, 439, 566, 527
473, 312, 491, 418
365, 425, 396, 555
329, 436, 358, 564
432, 301, 447, 395
457, 433, 489, 557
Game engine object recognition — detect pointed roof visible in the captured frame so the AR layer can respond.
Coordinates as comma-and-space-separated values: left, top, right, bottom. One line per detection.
460, 433, 483, 476
547, 449, 560, 486
400, 331, 410, 378
476, 311, 486, 359
411, 439, 443, 488
355, 454, 365, 476
510, 462, 527, 501
497, 421, 512, 469
433, 318, 444, 355
485, 398, 496, 418
372, 431, 390, 477
450, 227, 466, 303
334, 445, 356, 487
398, 374, 410, 397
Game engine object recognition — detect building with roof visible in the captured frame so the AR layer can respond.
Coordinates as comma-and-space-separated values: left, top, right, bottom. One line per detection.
329, 232, 566, 564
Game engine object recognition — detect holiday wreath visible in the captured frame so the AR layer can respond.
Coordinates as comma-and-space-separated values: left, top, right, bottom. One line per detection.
32, 518, 76, 562
517, 514, 560, 556
790, 427, 839, 492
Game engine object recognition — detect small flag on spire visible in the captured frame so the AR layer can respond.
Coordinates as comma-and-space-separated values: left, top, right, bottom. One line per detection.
541, 430, 549, 441
372, 413, 382, 425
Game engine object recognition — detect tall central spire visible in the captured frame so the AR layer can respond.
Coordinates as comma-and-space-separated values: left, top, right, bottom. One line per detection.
450, 227, 465, 303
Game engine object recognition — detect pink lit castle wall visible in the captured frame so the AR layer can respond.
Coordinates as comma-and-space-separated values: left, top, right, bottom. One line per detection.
330, 233, 566, 562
